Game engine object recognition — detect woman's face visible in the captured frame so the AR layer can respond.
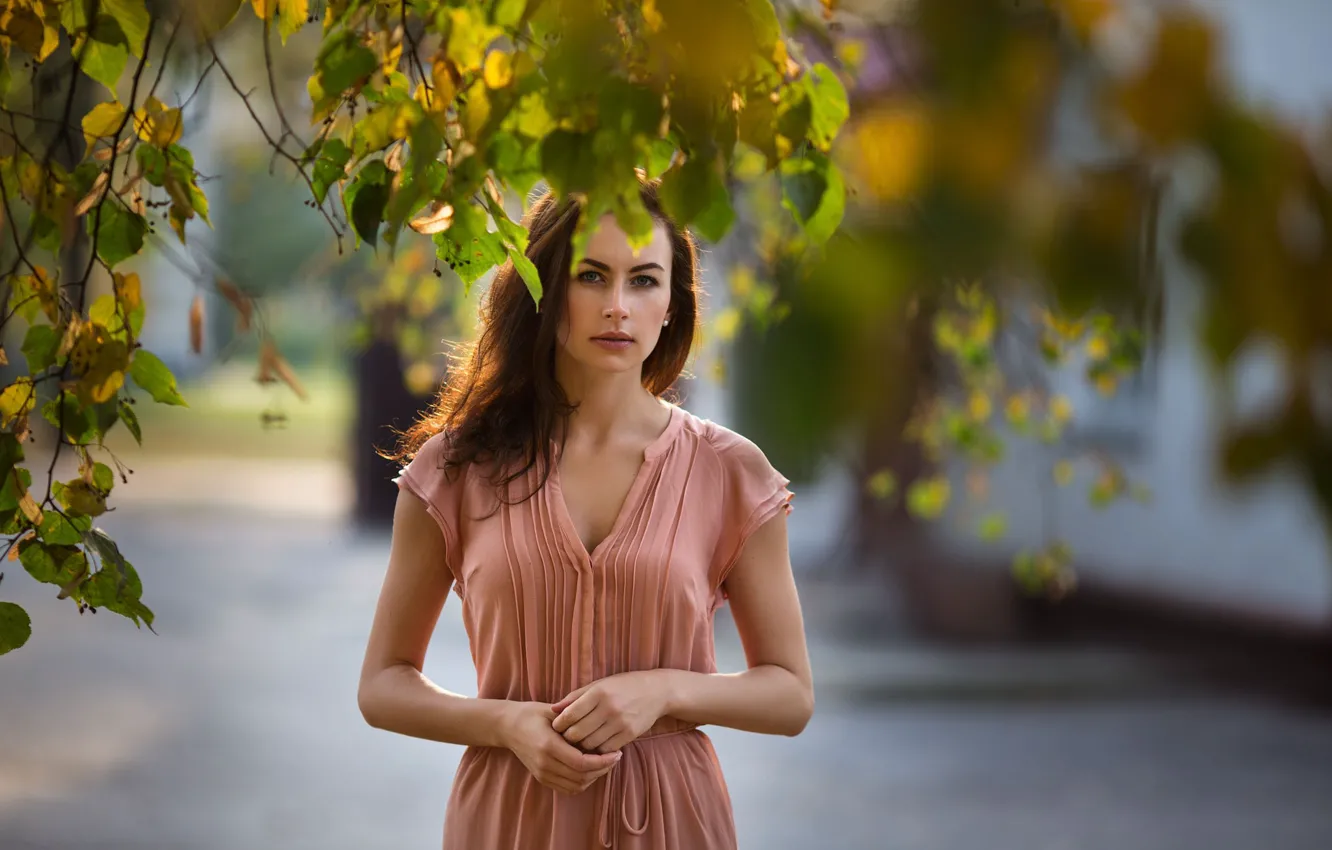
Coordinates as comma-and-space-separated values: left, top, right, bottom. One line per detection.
556, 213, 674, 376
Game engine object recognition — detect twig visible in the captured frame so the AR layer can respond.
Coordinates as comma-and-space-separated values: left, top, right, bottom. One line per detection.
205, 37, 345, 252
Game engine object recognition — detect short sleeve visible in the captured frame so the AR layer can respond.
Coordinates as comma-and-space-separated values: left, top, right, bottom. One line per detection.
392, 431, 465, 587
707, 428, 794, 595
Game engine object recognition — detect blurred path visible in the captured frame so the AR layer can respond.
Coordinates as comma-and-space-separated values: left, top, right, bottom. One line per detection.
2, 468, 1331, 849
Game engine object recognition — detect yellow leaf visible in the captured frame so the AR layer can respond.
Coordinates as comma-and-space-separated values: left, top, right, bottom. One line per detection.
1053, 459, 1076, 487
642, 0, 664, 31
851, 101, 930, 202
1005, 393, 1030, 425
250, 0, 277, 20
278, 0, 307, 43
404, 361, 436, 397
0, 346, 7, 366
1085, 334, 1109, 360
483, 50, 512, 88
114, 272, 142, 313
134, 104, 182, 148
968, 391, 992, 422
0, 378, 37, 427
906, 476, 951, 520
1094, 374, 1118, 396
978, 512, 1007, 541
82, 102, 127, 154
1048, 394, 1074, 423
713, 307, 742, 342
866, 468, 898, 500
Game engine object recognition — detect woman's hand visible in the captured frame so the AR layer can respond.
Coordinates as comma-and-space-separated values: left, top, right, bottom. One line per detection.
502, 702, 622, 795
551, 670, 672, 754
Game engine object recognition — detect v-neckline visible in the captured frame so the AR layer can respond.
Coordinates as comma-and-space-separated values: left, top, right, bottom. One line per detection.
548, 402, 681, 563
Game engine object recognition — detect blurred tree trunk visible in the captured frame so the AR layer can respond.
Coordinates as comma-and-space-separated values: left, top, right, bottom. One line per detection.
351, 339, 431, 528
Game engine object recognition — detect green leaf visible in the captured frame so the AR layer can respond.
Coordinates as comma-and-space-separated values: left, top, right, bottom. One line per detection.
0, 602, 32, 655
81, 528, 152, 626
435, 227, 507, 289
314, 30, 377, 107
19, 539, 87, 586
780, 159, 826, 223
541, 129, 598, 195
312, 139, 351, 205
659, 154, 735, 242
93, 462, 115, 492
0, 466, 33, 512
128, 350, 187, 407
805, 63, 849, 150
136, 144, 166, 185
978, 512, 1007, 541
89, 203, 146, 268
105, 0, 151, 57
906, 476, 952, 520
491, 0, 527, 28
40, 395, 118, 446
505, 242, 542, 304
780, 152, 844, 246
22, 324, 61, 372
76, 16, 130, 93
0, 433, 23, 480
346, 161, 391, 248
118, 400, 142, 445
804, 161, 845, 246
38, 510, 89, 546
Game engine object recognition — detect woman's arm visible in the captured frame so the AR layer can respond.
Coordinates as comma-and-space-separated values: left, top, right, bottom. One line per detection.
358, 488, 621, 793
553, 511, 813, 749
662, 509, 814, 736
357, 487, 514, 747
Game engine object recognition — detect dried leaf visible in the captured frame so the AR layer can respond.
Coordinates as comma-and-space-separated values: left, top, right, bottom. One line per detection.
384, 141, 405, 173
409, 201, 455, 235
75, 171, 110, 216
256, 338, 307, 401
189, 294, 204, 354
0, 346, 7, 366
216, 280, 253, 332
92, 136, 134, 161
18, 490, 42, 525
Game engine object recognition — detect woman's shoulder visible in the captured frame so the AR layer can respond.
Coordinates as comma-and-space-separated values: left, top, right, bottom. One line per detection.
675, 406, 778, 473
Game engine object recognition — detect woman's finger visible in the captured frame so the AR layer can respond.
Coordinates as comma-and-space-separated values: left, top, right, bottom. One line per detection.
562, 705, 609, 745
598, 729, 639, 754
551, 684, 592, 715
547, 735, 620, 774
579, 723, 621, 753
552, 692, 598, 733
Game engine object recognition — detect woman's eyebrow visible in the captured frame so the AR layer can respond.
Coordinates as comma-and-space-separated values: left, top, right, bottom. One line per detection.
580, 258, 665, 273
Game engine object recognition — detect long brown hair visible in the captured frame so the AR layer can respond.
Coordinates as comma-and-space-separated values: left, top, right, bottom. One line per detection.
387, 178, 701, 505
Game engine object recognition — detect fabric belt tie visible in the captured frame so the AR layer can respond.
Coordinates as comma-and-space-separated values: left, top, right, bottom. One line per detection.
596, 725, 698, 848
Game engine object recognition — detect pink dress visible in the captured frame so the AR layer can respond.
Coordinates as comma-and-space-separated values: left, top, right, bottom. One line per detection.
393, 403, 794, 849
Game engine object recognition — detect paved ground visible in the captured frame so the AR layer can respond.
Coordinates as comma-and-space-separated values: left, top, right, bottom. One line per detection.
2, 499, 1332, 850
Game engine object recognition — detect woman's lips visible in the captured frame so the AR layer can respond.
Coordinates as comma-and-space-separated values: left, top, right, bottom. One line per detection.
592, 337, 633, 351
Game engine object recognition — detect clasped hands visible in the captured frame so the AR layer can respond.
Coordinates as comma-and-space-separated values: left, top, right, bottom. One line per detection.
503, 670, 671, 796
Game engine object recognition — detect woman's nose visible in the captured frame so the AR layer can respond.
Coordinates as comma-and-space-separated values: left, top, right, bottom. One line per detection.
603, 288, 628, 320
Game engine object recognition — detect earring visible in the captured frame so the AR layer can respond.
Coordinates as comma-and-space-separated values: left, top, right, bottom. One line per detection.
663, 318, 670, 326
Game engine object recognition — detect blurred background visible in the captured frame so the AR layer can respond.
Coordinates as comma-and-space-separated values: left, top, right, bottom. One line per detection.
2, 1, 1332, 849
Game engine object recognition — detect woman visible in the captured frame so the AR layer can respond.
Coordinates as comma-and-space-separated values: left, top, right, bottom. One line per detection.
358, 178, 814, 850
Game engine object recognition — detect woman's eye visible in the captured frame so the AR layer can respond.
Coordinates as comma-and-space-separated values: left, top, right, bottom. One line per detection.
633, 275, 658, 287
578, 270, 602, 283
